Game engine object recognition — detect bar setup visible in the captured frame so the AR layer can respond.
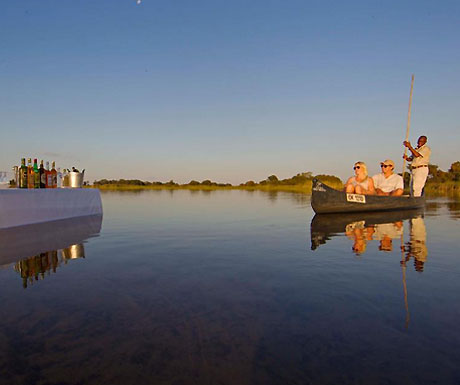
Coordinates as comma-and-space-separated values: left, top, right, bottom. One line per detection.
0, 158, 103, 229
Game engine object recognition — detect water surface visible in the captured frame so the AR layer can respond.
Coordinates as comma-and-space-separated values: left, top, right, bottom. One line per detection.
1, 190, 459, 385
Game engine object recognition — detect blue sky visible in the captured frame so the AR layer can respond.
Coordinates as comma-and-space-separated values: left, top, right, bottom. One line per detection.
1, 0, 459, 183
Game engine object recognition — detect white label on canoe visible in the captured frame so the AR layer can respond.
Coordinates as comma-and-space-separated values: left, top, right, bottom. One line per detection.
346, 193, 366, 203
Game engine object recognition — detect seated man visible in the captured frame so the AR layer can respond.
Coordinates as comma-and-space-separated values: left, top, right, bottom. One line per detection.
372, 159, 404, 196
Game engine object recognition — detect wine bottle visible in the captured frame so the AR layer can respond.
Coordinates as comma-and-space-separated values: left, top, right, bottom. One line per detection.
33, 159, 40, 188
39, 160, 46, 188
19, 158, 28, 188
51, 161, 57, 188
27, 158, 34, 189
45, 161, 52, 188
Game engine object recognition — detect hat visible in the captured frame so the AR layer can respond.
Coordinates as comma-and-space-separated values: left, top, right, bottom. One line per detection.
380, 159, 395, 167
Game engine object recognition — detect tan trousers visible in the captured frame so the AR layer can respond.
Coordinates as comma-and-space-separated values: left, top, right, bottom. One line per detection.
411, 167, 429, 197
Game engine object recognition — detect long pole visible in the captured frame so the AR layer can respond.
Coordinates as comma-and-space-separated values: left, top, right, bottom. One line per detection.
402, 74, 415, 182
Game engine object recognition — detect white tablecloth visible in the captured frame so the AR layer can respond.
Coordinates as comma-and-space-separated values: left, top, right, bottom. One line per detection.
0, 188, 103, 229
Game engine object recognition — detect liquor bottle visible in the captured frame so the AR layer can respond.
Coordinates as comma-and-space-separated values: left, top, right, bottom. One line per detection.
39, 160, 46, 188
45, 161, 52, 188
12, 166, 19, 188
56, 167, 62, 188
33, 159, 40, 188
51, 161, 57, 188
27, 158, 34, 189
19, 158, 28, 188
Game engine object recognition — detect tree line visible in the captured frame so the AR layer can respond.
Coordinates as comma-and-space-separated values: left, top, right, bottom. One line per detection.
93, 172, 342, 188
427, 162, 460, 183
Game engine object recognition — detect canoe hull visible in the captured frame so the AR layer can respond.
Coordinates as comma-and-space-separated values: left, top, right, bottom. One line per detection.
311, 179, 425, 214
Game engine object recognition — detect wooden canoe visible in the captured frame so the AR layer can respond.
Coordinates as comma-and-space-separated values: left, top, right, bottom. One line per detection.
311, 178, 425, 214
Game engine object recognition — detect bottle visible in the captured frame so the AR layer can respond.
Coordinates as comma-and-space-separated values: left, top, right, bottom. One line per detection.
45, 161, 52, 188
51, 162, 57, 188
12, 166, 19, 188
62, 168, 68, 188
57, 167, 62, 188
27, 158, 34, 189
19, 158, 28, 188
39, 160, 46, 188
33, 159, 40, 188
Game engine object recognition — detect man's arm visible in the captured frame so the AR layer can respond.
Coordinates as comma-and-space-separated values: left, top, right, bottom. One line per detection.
403, 141, 422, 157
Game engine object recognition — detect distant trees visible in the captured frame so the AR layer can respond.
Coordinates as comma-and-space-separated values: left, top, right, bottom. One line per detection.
255, 172, 341, 187
427, 162, 460, 183
91, 171, 344, 190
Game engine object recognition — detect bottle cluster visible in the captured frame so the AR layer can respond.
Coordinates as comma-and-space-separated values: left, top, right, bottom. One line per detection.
16, 158, 62, 189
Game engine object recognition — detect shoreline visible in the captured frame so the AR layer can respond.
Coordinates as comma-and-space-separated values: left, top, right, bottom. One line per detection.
88, 181, 460, 196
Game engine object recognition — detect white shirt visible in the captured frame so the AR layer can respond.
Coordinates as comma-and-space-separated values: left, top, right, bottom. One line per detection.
372, 223, 403, 240
412, 144, 431, 167
372, 173, 404, 193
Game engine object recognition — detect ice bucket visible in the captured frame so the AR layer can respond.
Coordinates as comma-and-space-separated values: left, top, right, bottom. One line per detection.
63, 170, 84, 188
62, 244, 85, 260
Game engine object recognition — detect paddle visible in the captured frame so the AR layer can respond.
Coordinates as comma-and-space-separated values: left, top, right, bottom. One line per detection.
402, 75, 415, 188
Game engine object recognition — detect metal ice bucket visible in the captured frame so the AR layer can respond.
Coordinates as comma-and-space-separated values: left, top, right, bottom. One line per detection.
63, 170, 85, 188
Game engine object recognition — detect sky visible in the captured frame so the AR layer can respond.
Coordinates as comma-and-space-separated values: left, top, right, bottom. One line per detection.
1, 0, 459, 184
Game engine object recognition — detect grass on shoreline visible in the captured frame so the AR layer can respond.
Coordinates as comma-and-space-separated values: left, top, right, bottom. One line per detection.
92, 180, 342, 194
91, 180, 460, 196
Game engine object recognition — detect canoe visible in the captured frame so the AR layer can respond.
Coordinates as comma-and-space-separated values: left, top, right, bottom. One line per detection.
310, 209, 422, 250
311, 178, 425, 214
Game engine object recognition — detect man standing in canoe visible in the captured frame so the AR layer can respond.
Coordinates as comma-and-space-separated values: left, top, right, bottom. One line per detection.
403, 135, 431, 197
372, 159, 404, 196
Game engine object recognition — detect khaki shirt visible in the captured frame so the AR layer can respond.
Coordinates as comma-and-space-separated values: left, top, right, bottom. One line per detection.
412, 144, 431, 167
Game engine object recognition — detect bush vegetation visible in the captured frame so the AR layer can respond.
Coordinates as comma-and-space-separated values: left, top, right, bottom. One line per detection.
93, 172, 343, 193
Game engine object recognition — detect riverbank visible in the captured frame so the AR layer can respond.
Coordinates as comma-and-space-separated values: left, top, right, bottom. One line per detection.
424, 181, 460, 196
93, 182, 327, 194
92, 180, 460, 196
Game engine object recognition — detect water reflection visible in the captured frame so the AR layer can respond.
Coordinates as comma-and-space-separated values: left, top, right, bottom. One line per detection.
0, 215, 102, 287
311, 210, 429, 329
401, 217, 428, 272
311, 210, 424, 256
14, 244, 85, 289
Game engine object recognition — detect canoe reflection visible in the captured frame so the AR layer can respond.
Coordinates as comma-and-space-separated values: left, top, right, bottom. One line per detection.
311, 210, 422, 250
311, 210, 428, 329
0, 215, 102, 288
311, 210, 428, 269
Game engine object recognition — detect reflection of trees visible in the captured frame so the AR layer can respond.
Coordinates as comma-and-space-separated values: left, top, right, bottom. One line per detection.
14, 244, 85, 289
447, 201, 460, 219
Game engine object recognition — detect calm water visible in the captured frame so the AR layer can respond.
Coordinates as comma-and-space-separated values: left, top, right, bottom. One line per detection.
1, 190, 459, 385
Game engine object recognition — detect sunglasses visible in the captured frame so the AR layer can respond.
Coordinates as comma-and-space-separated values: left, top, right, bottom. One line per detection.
353, 166, 361, 170
380, 164, 391, 168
